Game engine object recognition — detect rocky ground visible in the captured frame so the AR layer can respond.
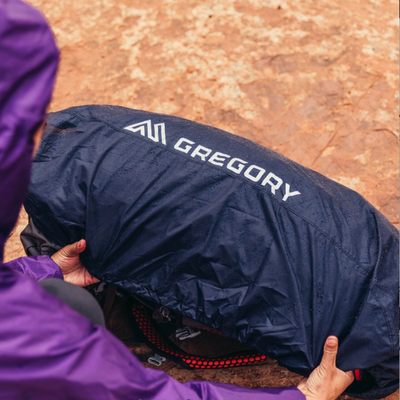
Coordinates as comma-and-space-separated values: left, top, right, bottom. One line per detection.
5, 1, 398, 398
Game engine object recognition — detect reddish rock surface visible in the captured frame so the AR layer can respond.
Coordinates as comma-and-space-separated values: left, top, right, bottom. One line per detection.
5, 1, 398, 398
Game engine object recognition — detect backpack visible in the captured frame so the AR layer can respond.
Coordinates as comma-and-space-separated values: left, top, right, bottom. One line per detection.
24, 105, 399, 398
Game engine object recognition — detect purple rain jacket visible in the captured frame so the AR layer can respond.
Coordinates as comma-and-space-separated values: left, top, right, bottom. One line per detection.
0, 1, 304, 399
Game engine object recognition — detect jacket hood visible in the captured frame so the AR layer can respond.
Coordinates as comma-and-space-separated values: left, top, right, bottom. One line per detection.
0, 0, 59, 259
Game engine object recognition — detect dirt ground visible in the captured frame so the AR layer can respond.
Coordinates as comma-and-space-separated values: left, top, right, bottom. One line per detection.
5, 0, 398, 398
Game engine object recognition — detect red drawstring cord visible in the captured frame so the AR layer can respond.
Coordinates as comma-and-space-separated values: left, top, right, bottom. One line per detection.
132, 304, 363, 380
132, 304, 268, 369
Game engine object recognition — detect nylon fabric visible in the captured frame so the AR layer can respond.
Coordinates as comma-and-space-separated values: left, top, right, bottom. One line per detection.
25, 104, 399, 398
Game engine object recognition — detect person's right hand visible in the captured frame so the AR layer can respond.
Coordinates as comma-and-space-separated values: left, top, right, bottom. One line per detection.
297, 336, 354, 400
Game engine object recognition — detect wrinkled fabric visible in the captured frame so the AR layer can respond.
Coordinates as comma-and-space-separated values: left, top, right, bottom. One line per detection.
21, 216, 61, 255
5, 255, 63, 280
0, 0, 58, 254
0, 1, 303, 399
1, 266, 303, 400
25, 104, 399, 398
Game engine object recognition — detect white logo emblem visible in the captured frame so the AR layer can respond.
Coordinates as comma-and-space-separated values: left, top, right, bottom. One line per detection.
124, 120, 167, 145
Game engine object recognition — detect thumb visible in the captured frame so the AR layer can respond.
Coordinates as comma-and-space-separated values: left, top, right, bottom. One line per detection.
320, 336, 338, 369
60, 239, 86, 258
345, 370, 355, 383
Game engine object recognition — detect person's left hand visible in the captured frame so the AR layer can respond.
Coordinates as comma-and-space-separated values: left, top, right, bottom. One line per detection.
51, 239, 99, 287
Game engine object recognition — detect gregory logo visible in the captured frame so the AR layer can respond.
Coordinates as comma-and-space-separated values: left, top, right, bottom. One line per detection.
123, 120, 301, 202
124, 120, 167, 145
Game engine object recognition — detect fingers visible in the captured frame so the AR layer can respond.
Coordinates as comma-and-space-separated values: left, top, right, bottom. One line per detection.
75, 239, 86, 254
86, 275, 100, 286
320, 336, 338, 369
345, 370, 355, 384
60, 239, 86, 257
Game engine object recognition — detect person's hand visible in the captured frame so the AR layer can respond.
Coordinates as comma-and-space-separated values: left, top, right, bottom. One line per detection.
51, 239, 99, 287
297, 336, 354, 400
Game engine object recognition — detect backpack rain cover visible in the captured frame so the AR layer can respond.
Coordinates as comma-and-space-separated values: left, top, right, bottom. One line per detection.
25, 105, 399, 398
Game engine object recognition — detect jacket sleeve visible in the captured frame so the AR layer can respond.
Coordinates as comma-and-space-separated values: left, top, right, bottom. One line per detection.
0, 265, 304, 400
4, 255, 63, 280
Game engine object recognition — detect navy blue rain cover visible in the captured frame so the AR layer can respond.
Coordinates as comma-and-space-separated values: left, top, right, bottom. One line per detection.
25, 105, 399, 398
